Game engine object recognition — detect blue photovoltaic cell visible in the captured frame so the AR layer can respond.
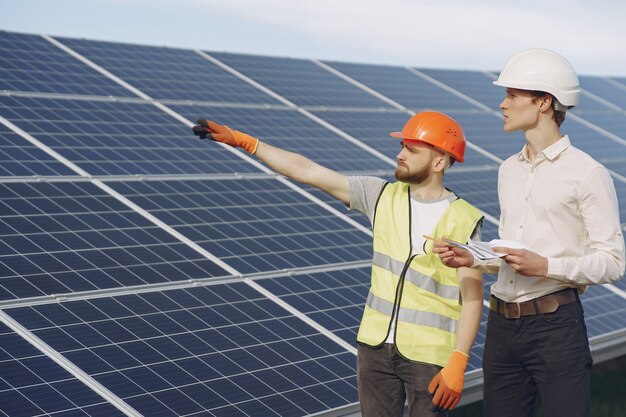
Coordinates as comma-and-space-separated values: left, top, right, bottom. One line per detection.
559, 116, 626, 161
0, 322, 125, 417
0, 122, 75, 177
604, 161, 626, 178
311, 110, 500, 167
580, 285, 626, 337
479, 221, 500, 243
445, 169, 500, 219
0, 31, 135, 98
452, 112, 524, 160
579, 76, 626, 109
5, 284, 359, 417
0, 181, 229, 300
168, 103, 395, 172
420, 69, 503, 111
257, 267, 370, 345
0, 95, 262, 175
109, 179, 373, 275
570, 112, 626, 148
324, 61, 477, 112
209, 52, 395, 109
56, 37, 283, 105
611, 77, 626, 89
299, 183, 374, 229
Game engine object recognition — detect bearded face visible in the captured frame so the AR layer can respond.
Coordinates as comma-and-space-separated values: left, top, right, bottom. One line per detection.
395, 162, 431, 184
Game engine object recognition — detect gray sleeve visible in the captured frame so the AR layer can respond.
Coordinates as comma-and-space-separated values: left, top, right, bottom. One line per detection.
470, 217, 483, 241
349, 176, 387, 223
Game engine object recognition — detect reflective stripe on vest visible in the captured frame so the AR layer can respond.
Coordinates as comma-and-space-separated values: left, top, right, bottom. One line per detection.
372, 251, 459, 300
365, 291, 456, 333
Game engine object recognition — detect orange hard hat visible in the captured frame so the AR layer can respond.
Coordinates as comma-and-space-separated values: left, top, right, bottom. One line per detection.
389, 111, 466, 162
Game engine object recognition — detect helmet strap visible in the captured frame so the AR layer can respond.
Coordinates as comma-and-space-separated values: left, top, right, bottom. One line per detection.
553, 100, 570, 112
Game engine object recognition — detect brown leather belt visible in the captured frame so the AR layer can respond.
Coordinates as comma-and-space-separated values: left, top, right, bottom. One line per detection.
489, 289, 578, 319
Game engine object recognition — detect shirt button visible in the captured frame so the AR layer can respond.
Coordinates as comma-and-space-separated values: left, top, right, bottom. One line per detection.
509, 280, 513, 284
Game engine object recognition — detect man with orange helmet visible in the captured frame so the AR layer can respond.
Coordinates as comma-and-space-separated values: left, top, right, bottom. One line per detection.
192, 111, 484, 416
434, 49, 625, 417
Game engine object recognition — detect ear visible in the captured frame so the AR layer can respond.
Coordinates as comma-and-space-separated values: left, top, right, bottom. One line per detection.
432, 153, 447, 173
537, 94, 553, 112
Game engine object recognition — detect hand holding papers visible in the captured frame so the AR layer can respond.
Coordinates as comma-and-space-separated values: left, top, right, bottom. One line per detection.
424, 236, 529, 261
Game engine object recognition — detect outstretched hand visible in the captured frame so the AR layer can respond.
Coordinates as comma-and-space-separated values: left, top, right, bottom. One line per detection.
192, 119, 259, 154
432, 238, 474, 269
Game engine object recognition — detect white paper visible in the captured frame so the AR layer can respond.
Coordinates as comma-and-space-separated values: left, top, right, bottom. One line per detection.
442, 238, 504, 260
442, 238, 528, 260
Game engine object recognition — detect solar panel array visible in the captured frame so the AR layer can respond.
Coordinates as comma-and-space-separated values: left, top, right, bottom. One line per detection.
1, 29, 625, 416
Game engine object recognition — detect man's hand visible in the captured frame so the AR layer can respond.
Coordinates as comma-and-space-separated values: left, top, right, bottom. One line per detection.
428, 350, 469, 411
432, 239, 475, 269
491, 247, 548, 276
192, 119, 259, 154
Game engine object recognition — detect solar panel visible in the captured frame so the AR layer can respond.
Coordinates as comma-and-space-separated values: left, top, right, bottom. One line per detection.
419, 68, 503, 110
445, 169, 500, 219
1, 30, 624, 417
0, 181, 229, 300
257, 266, 370, 344
168, 103, 395, 172
209, 52, 395, 109
4, 284, 359, 417
0, 95, 264, 176
578, 76, 626, 110
0, 321, 126, 417
0, 31, 135, 98
310, 109, 500, 167
559, 116, 626, 161
107, 179, 373, 274
56, 37, 284, 105
323, 61, 477, 112
0, 122, 76, 176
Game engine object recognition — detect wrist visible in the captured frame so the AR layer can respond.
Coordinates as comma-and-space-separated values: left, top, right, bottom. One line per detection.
448, 350, 469, 371
232, 130, 259, 154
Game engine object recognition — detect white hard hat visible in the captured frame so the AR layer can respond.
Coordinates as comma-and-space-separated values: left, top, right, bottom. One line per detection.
493, 48, 580, 110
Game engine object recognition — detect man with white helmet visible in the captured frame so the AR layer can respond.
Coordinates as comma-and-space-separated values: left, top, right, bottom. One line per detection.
191, 111, 485, 416
434, 49, 625, 416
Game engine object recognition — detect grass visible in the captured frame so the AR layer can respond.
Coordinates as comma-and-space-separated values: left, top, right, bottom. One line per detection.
451, 355, 626, 417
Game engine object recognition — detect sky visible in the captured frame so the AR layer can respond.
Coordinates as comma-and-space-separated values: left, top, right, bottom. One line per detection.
1, 0, 625, 77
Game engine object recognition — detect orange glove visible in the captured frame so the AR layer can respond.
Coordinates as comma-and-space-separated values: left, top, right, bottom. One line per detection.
192, 119, 259, 154
428, 350, 469, 411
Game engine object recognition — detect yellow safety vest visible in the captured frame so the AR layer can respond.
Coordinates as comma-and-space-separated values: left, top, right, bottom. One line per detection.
356, 181, 483, 366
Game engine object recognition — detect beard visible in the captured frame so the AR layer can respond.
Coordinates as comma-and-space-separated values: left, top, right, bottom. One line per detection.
395, 164, 431, 184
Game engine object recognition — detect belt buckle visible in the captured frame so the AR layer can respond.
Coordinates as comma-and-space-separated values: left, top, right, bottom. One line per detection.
504, 302, 521, 319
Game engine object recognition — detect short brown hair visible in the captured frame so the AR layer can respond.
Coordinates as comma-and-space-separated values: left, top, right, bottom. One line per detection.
531, 91, 566, 126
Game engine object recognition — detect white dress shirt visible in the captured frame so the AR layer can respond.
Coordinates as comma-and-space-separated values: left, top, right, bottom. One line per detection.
476, 136, 625, 302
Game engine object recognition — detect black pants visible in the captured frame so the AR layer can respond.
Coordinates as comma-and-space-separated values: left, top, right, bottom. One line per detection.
483, 299, 592, 417
357, 344, 447, 417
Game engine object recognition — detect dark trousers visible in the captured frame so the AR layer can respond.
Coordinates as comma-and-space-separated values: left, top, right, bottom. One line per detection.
357, 343, 447, 417
483, 299, 592, 417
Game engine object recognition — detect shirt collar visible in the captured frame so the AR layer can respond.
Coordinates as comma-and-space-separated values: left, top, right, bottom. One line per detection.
517, 135, 571, 163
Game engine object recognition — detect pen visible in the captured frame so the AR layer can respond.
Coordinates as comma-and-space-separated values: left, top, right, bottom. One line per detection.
422, 235, 447, 245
